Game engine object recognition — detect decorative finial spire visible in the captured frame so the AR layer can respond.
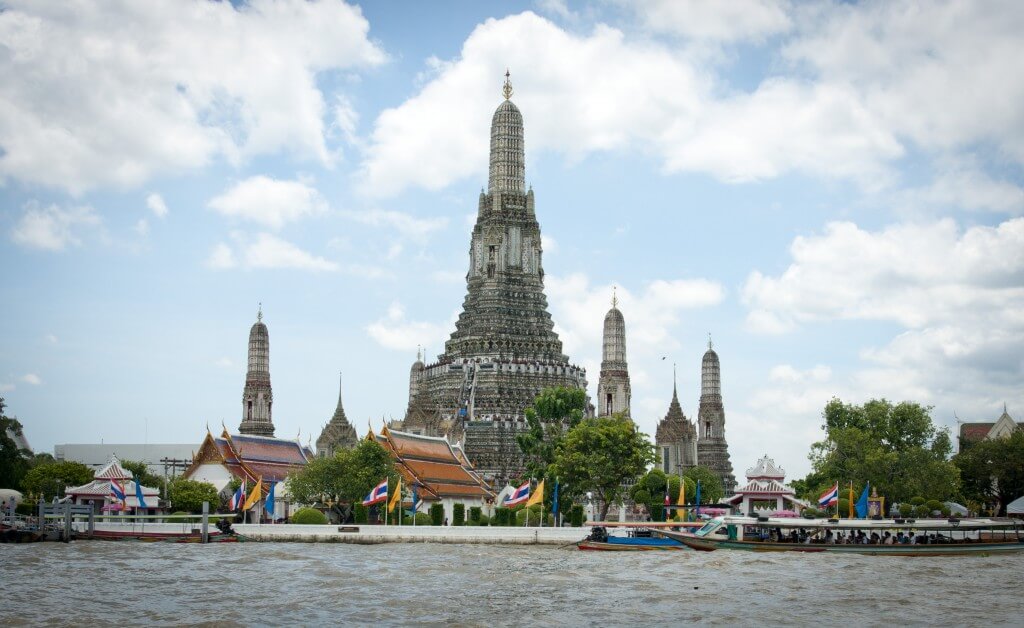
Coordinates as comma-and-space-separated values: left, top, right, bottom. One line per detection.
708, 332, 713, 350
417, 344, 422, 362
338, 371, 344, 406
502, 68, 513, 100
257, 302, 263, 322
612, 286, 618, 308
673, 362, 677, 395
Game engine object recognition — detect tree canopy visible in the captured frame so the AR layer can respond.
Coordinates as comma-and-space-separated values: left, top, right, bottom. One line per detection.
683, 466, 724, 505
954, 429, 1024, 514
805, 398, 960, 507
120, 459, 166, 492
286, 438, 398, 506
0, 397, 33, 490
167, 478, 219, 513
516, 387, 587, 481
631, 469, 695, 521
550, 415, 656, 520
21, 460, 94, 500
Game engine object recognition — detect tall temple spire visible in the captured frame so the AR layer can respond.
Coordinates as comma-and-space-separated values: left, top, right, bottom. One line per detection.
316, 370, 358, 457
488, 70, 525, 194
502, 68, 513, 100
697, 337, 736, 495
239, 307, 274, 436
656, 367, 696, 476
597, 293, 630, 417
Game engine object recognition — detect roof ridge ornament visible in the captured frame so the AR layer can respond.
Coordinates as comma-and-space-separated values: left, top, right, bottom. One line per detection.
502, 68, 513, 100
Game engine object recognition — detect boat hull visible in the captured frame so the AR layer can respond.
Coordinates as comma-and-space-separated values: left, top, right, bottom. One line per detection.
578, 538, 685, 551
89, 529, 246, 543
658, 530, 1024, 556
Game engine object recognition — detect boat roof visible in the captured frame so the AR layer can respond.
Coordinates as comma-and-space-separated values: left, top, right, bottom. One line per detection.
712, 515, 1019, 530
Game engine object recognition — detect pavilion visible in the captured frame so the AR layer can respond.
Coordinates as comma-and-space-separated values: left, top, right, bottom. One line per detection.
726, 454, 809, 515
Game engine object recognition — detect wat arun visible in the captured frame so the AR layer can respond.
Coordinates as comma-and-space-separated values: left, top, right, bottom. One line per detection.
414, 73, 588, 485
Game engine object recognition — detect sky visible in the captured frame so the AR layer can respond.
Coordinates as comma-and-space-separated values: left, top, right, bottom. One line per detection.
1, 0, 1022, 482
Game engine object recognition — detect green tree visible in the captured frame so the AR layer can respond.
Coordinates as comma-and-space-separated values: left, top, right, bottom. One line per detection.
684, 466, 724, 505
286, 439, 398, 506
1, 398, 33, 490
119, 459, 166, 492
808, 398, 960, 507
550, 416, 656, 521
167, 478, 219, 513
955, 429, 1024, 514
21, 460, 94, 500
631, 470, 698, 520
516, 387, 587, 481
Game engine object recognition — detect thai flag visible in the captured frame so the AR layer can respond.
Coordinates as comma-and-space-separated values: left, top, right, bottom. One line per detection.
818, 482, 839, 508
504, 482, 531, 507
229, 480, 247, 511
110, 479, 126, 502
362, 479, 388, 506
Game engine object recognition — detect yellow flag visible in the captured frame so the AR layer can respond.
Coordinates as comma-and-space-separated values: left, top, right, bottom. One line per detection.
676, 481, 686, 521
242, 477, 262, 511
388, 476, 402, 513
525, 479, 545, 508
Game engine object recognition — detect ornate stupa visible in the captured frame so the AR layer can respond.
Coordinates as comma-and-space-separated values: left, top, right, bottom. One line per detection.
316, 373, 358, 457
417, 71, 588, 484
696, 335, 736, 495
655, 368, 697, 475
238, 305, 274, 437
597, 288, 631, 417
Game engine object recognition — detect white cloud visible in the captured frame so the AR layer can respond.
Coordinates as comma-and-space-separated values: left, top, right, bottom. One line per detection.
10, 202, 100, 251
146, 193, 169, 218
0, 383, 14, 393
208, 176, 327, 229
207, 233, 338, 273
629, 0, 792, 42
20, 373, 41, 386
45, 334, 58, 345
342, 208, 449, 240
214, 357, 234, 368
365, 302, 452, 351
0, 0, 386, 193
134, 219, 150, 237
894, 158, 1024, 216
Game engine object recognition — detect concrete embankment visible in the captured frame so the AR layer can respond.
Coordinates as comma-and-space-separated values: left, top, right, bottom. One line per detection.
75, 522, 589, 545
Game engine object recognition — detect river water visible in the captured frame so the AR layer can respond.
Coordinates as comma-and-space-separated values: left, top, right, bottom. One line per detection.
3, 541, 1023, 626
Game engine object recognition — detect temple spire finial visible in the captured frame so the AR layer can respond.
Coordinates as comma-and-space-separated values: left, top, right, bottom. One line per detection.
502, 68, 513, 100
708, 332, 713, 350
673, 362, 677, 395
257, 302, 263, 323
612, 285, 618, 308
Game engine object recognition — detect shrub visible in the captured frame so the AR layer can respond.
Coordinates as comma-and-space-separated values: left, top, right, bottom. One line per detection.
570, 505, 584, 527
910, 496, 926, 506
430, 503, 444, 526
914, 505, 931, 518
469, 506, 482, 522
494, 507, 511, 526
402, 512, 433, 525
474, 515, 490, 526
925, 499, 943, 513
453, 503, 465, 526
15, 502, 35, 516
291, 507, 327, 525
353, 503, 368, 524
515, 504, 546, 526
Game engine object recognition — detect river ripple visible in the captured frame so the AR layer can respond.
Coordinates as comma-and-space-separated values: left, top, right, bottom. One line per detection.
3, 541, 1023, 626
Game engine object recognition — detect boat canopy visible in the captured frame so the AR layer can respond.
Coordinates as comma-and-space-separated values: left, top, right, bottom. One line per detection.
704, 515, 1019, 531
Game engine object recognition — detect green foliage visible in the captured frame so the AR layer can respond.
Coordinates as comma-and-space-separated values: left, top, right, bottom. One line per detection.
286, 439, 398, 506
353, 503, 368, 523
516, 387, 588, 481
167, 479, 219, 514
473, 515, 490, 526
119, 459, 165, 492
570, 504, 584, 526
684, 466, 723, 505
836, 497, 851, 516
402, 512, 433, 525
954, 429, 1024, 514
430, 503, 444, 526
21, 460, 94, 500
0, 398, 33, 491
809, 398, 960, 506
469, 506, 482, 522
15, 501, 35, 516
514, 503, 552, 526
452, 503, 465, 526
291, 507, 328, 525
910, 496, 926, 506
493, 507, 511, 526
551, 415, 656, 520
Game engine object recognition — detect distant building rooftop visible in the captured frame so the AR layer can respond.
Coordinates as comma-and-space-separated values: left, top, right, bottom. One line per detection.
54, 443, 197, 477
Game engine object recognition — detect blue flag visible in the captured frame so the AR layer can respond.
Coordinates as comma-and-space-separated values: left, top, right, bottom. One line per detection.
855, 482, 870, 518
551, 479, 560, 521
695, 480, 702, 517
264, 482, 276, 517
134, 479, 147, 509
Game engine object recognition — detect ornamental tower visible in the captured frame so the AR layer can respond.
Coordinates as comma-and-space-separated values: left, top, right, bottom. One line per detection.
597, 288, 631, 417
696, 335, 736, 495
239, 305, 274, 437
419, 71, 588, 484
316, 372, 358, 457
655, 368, 697, 475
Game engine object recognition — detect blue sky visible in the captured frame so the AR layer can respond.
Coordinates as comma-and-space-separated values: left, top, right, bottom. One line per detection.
2, 0, 1022, 481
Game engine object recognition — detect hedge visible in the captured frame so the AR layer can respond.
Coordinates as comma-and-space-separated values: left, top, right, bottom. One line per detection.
402, 512, 433, 525
291, 507, 328, 525
353, 503, 368, 524
430, 503, 444, 526
453, 503, 465, 526
469, 506, 482, 523
494, 507, 511, 526
570, 505, 584, 527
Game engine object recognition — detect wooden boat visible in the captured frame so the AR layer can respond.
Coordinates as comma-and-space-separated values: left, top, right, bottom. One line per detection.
656, 515, 1024, 556
89, 529, 247, 543
577, 524, 692, 550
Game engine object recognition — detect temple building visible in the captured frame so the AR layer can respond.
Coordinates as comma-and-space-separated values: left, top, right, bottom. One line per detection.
373, 426, 495, 524
726, 455, 807, 515
315, 373, 359, 457
415, 72, 588, 484
958, 404, 1019, 452
655, 372, 697, 476
597, 290, 631, 417
239, 306, 274, 437
696, 337, 737, 495
65, 456, 162, 515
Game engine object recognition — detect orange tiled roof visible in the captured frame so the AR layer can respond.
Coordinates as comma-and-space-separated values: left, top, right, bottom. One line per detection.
376, 428, 494, 501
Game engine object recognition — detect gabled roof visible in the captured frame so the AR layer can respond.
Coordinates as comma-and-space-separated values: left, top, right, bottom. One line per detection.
745, 455, 785, 481
375, 427, 494, 501
93, 455, 134, 481
960, 422, 995, 442
183, 429, 310, 485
